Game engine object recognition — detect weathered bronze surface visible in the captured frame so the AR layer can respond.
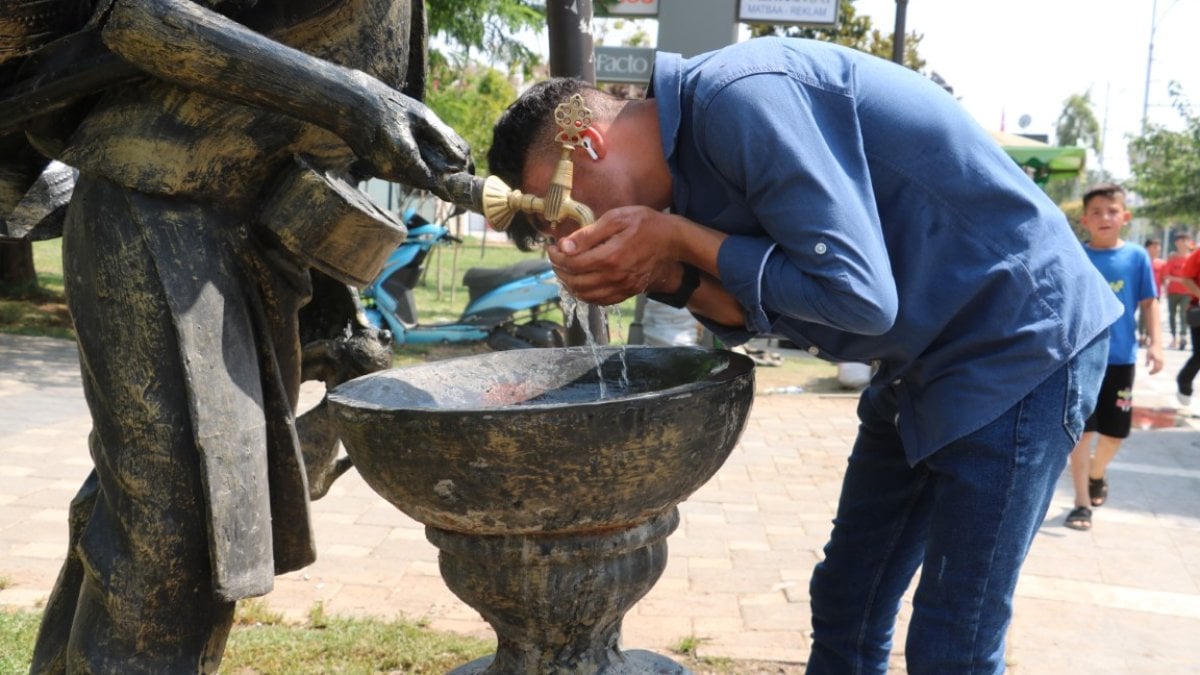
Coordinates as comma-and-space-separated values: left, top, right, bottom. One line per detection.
1, 0, 471, 671
330, 346, 755, 674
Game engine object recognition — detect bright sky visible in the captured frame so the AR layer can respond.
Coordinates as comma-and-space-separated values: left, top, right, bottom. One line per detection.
848, 0, 1200, 179
585, 0, 1200, 180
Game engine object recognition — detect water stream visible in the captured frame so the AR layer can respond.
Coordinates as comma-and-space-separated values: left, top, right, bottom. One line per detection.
558, 281, 630, 399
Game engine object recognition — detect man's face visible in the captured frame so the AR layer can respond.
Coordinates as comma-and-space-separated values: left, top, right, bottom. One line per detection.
1175, 237, 1191, 254
520, 151, 638, 242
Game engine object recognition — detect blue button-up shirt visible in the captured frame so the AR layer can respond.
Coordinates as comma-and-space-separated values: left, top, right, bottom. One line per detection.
650, 37, 1121, 463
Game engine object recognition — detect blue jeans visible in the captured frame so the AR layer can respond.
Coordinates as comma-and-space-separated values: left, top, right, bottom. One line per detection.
807, 334, 1107, 674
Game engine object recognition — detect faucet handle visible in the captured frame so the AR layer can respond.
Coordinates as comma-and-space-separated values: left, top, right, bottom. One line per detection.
554, 93, 593, 148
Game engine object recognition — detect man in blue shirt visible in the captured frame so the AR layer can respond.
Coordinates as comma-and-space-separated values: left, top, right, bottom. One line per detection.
488, 37, 1119, 673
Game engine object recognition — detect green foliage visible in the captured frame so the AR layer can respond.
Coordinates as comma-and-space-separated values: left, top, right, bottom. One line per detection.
0, 610, 40, 673
421, 1, 548, 175
0, 240, 73, 339
0, 606, 492, 675
1056, 90, 1102, 155
425, 62, 517, 176
222, 613, 493, 674
425, 0, 545, 73
747, 0, 928, 72
1129, 83, 1200, 223
234, 598, 287, 626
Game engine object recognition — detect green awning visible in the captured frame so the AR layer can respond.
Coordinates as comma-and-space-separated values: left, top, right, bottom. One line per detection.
989, 131, 1086, 187
1001, 146, 1086, 174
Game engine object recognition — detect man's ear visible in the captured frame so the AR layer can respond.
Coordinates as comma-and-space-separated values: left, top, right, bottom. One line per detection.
579, 127, 607, 161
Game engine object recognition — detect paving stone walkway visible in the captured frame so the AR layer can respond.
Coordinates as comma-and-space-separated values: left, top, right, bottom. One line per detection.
2, 333, 1198, 672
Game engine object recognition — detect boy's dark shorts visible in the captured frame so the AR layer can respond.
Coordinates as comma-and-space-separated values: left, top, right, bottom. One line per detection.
1084, 363, 1135, 439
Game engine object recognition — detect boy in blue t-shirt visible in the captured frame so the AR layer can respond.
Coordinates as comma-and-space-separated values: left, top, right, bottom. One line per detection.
1066, 184, 1164, 530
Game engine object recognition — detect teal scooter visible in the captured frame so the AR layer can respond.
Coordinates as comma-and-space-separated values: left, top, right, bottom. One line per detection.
361, 212, 565, 350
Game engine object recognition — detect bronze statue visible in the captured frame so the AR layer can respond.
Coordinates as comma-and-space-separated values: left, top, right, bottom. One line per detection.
0, 0, 470, 671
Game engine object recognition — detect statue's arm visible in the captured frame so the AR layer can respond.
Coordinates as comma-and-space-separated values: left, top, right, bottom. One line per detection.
101, 0, 470, 197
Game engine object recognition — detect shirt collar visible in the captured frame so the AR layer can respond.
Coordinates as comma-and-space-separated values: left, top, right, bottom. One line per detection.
648, 50, 683, 167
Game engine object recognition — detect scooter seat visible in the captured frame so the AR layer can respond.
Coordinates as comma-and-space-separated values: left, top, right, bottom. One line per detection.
464, 258, 553, 302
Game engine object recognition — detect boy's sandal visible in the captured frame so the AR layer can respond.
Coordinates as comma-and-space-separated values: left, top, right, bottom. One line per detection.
1089, 476, 1108, 507
1065, 506, 1092, 531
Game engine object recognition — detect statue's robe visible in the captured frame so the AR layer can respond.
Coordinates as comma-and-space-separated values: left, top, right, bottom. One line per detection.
20, 1, 426, 671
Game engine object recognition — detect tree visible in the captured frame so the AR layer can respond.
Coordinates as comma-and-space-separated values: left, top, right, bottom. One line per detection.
1055, 91, 1102, 155
421, 0, 549, 173
1046, 91, 1104, 206
425, 59, 517, 176
426, 0, 546, 77
1128, 82, 1200, 223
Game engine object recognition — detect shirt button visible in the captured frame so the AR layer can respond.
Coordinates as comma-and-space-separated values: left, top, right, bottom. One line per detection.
870, 360, 881, 368
814, 242, 828, 255
807, 346, 820, 355
892, 379, 902, 386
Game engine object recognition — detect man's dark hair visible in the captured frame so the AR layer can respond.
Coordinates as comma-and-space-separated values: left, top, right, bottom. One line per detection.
488, 78, 599, 251
1144, 237, 1161, 248
1082, 182, 1125, 208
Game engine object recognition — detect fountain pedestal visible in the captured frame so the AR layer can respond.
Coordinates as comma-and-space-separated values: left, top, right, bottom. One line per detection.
436, 509, 681, 674
329, 346, 755, 674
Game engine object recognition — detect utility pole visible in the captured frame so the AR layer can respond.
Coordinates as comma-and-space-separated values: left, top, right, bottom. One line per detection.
892, 0, 908, 65
546, 0, 608, 345
548, 0, 596, 83
1141, 0, 1184, 131
1141, 0, 1159, 131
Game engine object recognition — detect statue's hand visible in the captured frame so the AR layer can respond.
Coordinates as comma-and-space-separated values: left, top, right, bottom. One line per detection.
355, 77, 472, 202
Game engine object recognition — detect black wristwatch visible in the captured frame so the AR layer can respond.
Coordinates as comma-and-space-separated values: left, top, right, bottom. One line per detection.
648, 264, 701, 309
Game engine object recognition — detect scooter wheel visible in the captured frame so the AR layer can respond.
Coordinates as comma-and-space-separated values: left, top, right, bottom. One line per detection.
486, 331, 535, 351
516, 320, 567, 348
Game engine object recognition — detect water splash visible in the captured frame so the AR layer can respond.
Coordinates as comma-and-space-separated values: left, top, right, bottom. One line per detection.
608, 304, 631, 391
559, 280, 608, 398
557, 281, 633, 399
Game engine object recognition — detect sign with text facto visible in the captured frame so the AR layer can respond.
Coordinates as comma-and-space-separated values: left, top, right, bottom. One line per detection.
599, 0, 659, 17
738, 0, 839, 26
595, 45, 655, 84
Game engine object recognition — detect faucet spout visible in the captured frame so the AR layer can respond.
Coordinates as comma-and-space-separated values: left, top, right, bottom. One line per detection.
440, 93, 600, 235
442, 169, 593, 234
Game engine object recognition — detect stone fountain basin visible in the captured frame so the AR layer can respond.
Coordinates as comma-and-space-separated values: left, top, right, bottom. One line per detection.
328, 346, 755, 535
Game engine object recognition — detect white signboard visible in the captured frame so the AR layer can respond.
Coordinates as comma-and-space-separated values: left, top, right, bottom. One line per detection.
601, 0, 659, 17
738, 0, 839, 26
595, 46, 655, 84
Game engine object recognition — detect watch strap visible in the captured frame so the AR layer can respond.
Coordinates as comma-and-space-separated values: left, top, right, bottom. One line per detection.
648, 264, 700, 309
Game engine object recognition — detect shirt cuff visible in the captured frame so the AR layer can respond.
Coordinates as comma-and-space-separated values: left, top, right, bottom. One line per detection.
717, 235, 778, 334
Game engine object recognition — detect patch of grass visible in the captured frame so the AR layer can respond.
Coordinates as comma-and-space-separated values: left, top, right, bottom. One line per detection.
0, 240, 73, 339
0, 605, 492, 674
673, 634, 702, 657
233, 598, 286, 627
0, 606, 804, 673
222, 610, 493, 675
0, 293, 73, 340
670, 635, 737, 672
0, 610, 40, 673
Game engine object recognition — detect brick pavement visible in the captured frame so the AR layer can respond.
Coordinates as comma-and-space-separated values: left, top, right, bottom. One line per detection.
2, 332, 1199, 672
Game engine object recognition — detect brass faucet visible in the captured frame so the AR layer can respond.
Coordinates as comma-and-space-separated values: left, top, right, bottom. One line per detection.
445, 94, 596, 233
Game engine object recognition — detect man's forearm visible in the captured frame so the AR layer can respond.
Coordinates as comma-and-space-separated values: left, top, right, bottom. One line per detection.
663, 213, 745, 327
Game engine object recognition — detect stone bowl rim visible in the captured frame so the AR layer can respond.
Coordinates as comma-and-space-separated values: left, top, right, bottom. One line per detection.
327, 345, 755, 415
